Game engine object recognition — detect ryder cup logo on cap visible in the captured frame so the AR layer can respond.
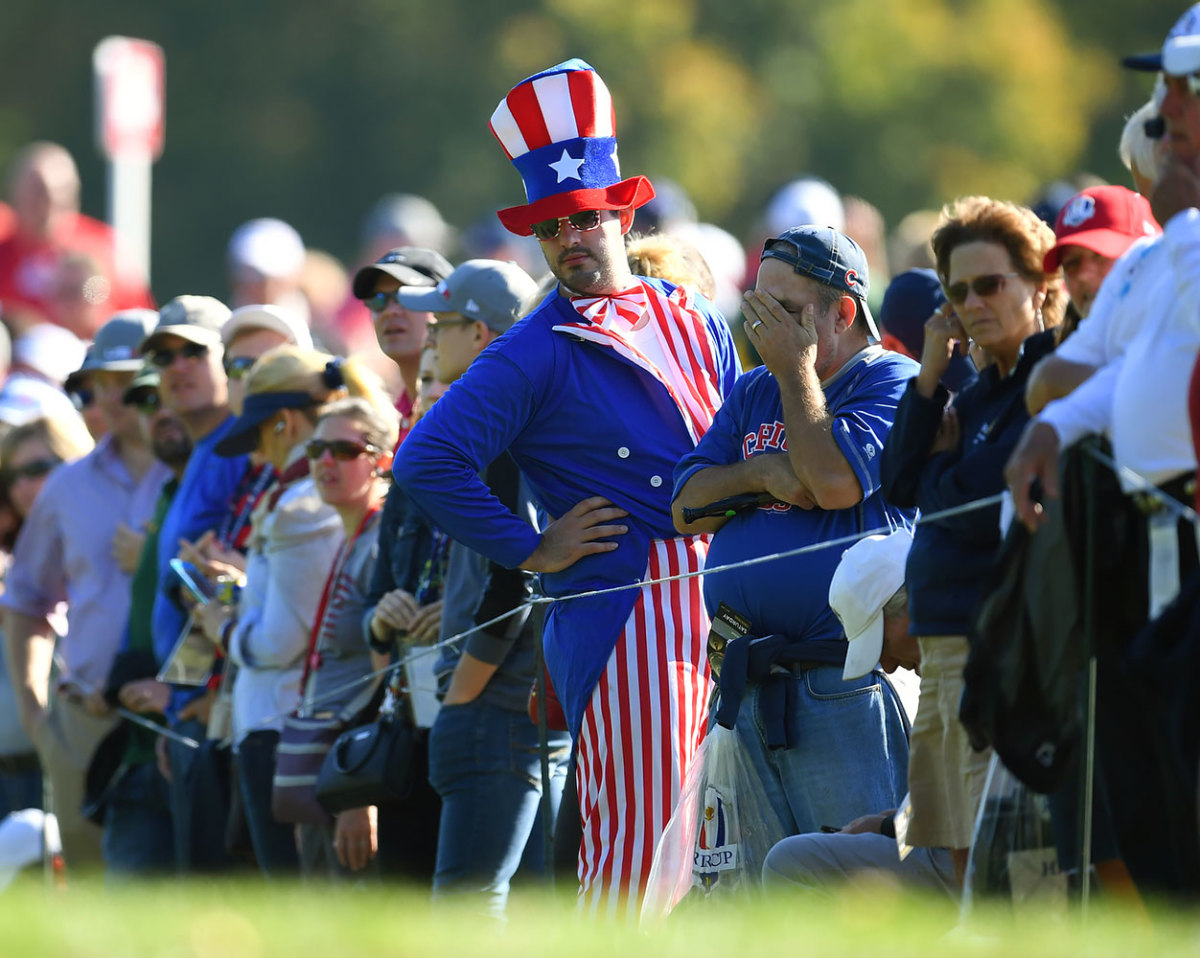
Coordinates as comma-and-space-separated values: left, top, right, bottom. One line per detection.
1061, 195, 1095, 229
489, 58, 655, 236
1043, 185, 1160, 272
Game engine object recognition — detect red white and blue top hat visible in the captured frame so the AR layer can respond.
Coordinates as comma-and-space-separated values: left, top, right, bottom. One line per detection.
489, 59, 655, 236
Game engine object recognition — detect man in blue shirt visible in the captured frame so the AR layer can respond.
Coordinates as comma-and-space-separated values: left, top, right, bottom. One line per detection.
674, 226, 916, 840
139, 296, 248, 871
394, 60, 739, 915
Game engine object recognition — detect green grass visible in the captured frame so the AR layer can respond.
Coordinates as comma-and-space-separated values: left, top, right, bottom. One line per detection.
1, 879, 1196, 958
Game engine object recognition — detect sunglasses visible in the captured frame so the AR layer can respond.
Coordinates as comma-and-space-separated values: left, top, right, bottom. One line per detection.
943, 272, 1018, 305
305, 438, 378, 462
148, 341, 210, 368
69, 388, 94, 410
363, 290, 409, 314
4, 457, 61, 484
132, 391, 162, 415
426, 317, 475, 339
530, 209, 603, 242
223, 356, 257, 380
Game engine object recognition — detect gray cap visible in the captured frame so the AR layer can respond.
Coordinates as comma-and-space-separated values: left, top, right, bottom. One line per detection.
361, 193, 450, 250
141, 296, 232, 353
79, 309, 160, 373
398, 259, 537, 333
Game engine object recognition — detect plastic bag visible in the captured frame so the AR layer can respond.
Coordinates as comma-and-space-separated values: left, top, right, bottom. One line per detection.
962, 753, 1067, 913
640, 724, 788, 924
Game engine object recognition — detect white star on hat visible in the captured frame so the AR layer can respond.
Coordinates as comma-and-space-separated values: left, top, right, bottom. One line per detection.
548, 149, 585, 183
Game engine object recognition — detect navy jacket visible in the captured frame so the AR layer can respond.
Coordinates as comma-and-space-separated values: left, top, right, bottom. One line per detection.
880, 331, 1055, 635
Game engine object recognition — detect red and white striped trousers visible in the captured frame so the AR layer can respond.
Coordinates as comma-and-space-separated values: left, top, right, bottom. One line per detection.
575, 536, 712, 918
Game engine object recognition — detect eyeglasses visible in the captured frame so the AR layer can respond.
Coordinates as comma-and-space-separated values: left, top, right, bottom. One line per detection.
363, 290, 409, 314
4, 457, 61, 484
943, 272, 1019, 305
148, 342, 210, 368
223, 356, 257, 380
426, 317, 475, 339
530, 210, 604, 242
305, 438, 378, 462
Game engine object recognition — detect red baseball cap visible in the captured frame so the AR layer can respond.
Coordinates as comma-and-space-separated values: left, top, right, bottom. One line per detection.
1043, 185, 1160, 271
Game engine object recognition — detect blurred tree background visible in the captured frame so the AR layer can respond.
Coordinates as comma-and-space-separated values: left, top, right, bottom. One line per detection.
0, 0, 1180, 300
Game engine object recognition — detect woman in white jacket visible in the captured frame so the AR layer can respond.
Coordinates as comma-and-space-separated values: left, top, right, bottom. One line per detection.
208, 345, 391, 874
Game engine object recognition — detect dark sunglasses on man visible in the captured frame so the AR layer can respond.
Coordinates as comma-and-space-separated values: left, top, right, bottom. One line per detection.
133, 391, 162, 416
363, 290, 408, 314
148, 342, 210, 368
530, 209, 604, 242
223, 356, 257, 380
304, 438, 378, 462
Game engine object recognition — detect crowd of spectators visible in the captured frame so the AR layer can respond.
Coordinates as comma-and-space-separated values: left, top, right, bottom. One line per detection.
0, 10, 1194, 930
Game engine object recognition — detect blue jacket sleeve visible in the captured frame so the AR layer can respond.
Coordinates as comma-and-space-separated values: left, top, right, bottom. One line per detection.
393, 345, 543, 570
879, 379, 947, 509
672, 375, 749, 499
913, 409, 1027, 539
828, 362, 914, 501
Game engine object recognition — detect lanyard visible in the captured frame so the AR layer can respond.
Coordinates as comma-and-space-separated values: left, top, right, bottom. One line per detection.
298, 503, 381, 705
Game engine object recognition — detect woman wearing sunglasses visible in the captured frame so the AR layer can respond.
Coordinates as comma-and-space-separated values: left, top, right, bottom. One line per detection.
880, 195, 1065, 885
0, 414, 92, 817
207, 345, 391, 875
0, 414, 93, 519
291, 397, 397, 876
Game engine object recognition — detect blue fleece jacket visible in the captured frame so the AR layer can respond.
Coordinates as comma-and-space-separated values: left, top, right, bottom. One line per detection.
880, 330, 1055, 635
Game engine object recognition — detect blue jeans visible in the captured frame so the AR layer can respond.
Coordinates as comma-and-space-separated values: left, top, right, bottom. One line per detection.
0, 758, 41, 818
235, 730, 299, 876
734, 667, 909, 837
428, 699, 571, 913
166, 719, 233, 873
102, 762, 174, 877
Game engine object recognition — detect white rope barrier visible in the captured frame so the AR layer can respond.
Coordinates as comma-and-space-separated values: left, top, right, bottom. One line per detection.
149, 445, 1199, 748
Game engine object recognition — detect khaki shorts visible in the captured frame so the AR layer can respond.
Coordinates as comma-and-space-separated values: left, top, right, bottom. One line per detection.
906, 636, 992, 850
35, 688, 118, 869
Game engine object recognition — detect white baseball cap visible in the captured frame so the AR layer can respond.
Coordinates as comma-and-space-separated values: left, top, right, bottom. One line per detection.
1124, 3, 1200, 76
829, 528, 913, 681
765, 177, 845, 236
227, 218, 305, 280
13, 323, 87, 385
221, 304, 313, 350
0, 808, 44, 891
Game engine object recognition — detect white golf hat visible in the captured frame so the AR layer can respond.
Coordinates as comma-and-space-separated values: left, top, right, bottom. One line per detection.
829, 528, 913, 681
0, 808, 44, 891
221, 304, 312, 350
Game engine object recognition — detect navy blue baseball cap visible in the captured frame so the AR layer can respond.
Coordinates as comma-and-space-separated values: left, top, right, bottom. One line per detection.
761, 226, 880, 340
213, 391, 318, 458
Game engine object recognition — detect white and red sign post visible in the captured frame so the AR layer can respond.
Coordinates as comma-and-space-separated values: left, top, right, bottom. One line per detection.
93, 36, 164, 288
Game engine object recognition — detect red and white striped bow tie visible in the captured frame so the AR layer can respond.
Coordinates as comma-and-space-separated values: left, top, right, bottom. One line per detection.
569, 285, 648, 328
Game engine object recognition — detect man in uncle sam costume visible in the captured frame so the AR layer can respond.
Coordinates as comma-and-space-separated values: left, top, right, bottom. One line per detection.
393, 59, 740, 914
